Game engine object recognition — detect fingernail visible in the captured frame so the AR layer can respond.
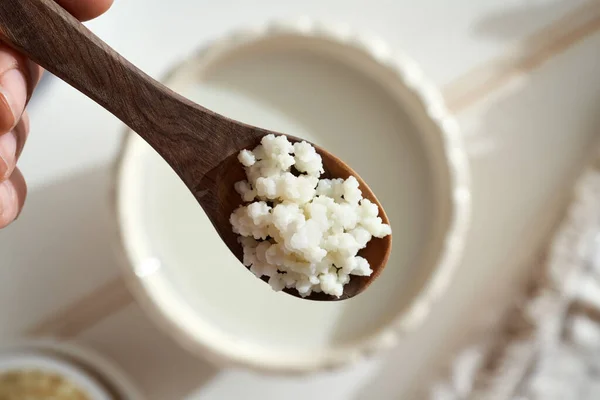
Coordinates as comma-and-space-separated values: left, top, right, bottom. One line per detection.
0, 68, 27, 129
0, 130, 16, 180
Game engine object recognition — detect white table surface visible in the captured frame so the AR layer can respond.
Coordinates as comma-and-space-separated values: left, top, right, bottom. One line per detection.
1, 0, 600, 398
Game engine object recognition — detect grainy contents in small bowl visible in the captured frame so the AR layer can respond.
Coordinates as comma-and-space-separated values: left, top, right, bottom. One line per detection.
0, 370, 91, 400
230, 134, 391, 297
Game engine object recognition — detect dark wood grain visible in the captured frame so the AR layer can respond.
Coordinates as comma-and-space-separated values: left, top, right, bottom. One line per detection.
0, 0, 391, 301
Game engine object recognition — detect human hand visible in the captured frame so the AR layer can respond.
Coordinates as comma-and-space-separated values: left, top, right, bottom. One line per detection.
0, 0, 113, 228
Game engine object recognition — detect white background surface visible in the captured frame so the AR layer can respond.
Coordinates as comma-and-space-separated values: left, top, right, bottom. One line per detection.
1, 0, 599, 398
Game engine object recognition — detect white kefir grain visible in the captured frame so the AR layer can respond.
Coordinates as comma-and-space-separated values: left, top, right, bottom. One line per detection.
230, 134, 391, 297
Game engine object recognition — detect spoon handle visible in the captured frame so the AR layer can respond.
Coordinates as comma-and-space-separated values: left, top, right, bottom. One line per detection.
0, 0, 224, 175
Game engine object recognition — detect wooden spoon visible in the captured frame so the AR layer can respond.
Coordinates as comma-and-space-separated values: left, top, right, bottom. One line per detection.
0, 0, 392, 301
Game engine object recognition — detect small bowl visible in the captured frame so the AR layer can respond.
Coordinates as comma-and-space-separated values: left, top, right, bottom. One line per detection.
0, 340, 143, 399
113, 19, 470, 373
0, 354, 112, 399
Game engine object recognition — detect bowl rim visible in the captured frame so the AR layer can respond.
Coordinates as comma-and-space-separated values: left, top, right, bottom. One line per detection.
110, 18, 471, 373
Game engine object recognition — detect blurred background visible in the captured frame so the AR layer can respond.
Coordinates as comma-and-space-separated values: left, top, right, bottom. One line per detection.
1, 0, 600, 398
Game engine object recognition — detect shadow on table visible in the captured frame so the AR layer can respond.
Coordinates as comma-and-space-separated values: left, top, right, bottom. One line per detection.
75, 305, 219, 400
0, 166, 122, 335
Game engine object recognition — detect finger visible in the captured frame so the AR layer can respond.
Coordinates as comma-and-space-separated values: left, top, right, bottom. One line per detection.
55, 0, 114, 22
0, 167, 26, 228
0, 43, 41, 134
0, 112, 29, 181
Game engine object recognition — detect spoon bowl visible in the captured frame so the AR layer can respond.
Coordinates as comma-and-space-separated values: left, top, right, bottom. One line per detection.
211, 135, 392, 301
0, 0, 391, 300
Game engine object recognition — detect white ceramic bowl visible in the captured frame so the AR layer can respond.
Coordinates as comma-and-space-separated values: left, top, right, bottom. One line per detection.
0, 340, 144, 399
113, 20, 470, 373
